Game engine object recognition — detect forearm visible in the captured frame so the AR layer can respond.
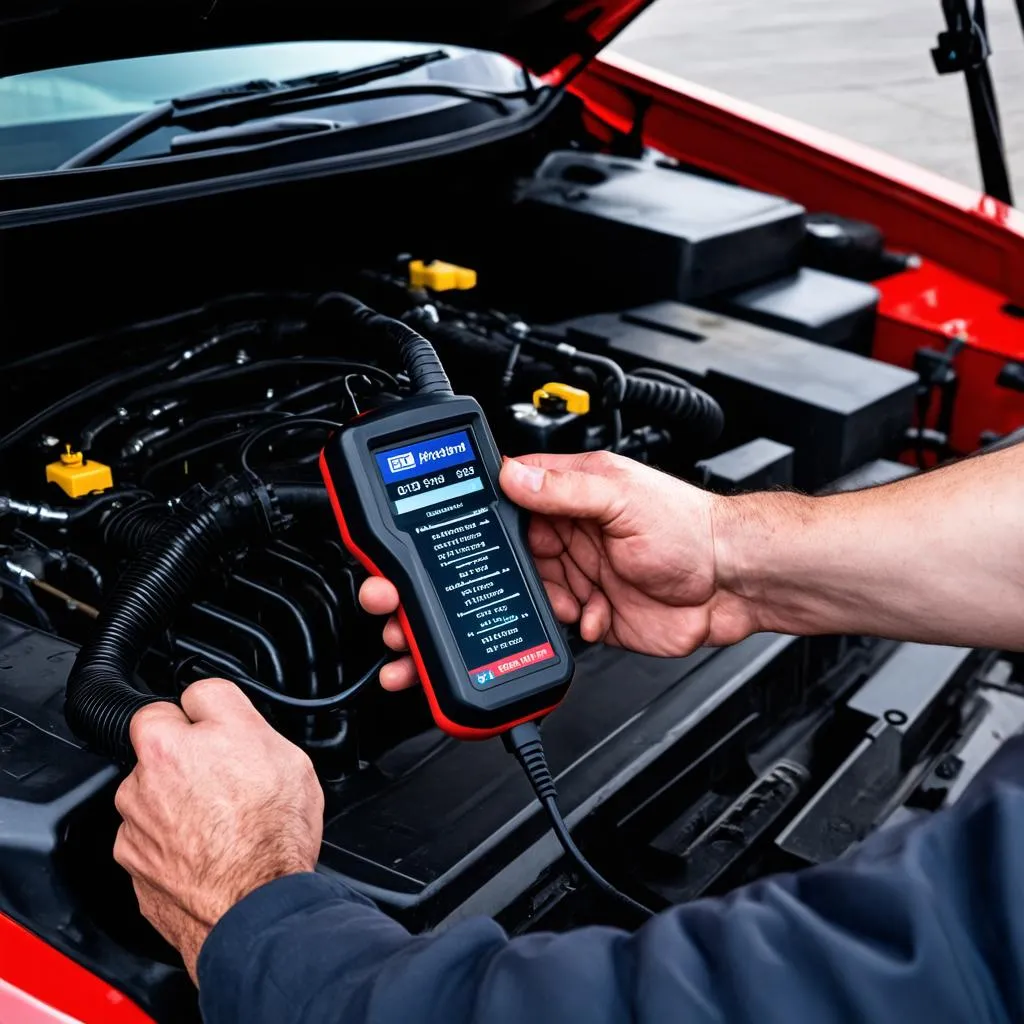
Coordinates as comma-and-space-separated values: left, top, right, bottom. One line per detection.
715, 444, 1024, 648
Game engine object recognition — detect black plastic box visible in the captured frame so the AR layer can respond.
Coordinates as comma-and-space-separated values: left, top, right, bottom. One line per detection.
824, 459, 916, 493
514, 152, 806, 307
561, 302, 918, 491
697, 439, 795, 493
704, 268, 880, 356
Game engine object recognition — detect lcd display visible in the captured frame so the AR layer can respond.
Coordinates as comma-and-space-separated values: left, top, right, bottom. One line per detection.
375, 429, 558, 687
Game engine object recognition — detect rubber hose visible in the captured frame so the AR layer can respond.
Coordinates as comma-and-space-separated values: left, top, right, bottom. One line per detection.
102, 484, 331, 554
404, 315, 560, 400
102, 501, 173, 553
317, 293, 452, 396
622, 373, 724, 444
66, 477, 279, 763
405, 312, 511, 362
273, 483, 333, 520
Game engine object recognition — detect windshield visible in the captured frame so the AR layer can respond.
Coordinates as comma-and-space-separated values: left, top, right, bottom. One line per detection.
0, 41, 488, 175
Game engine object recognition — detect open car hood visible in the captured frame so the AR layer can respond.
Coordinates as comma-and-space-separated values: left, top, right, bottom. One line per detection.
0, 0, 654, 79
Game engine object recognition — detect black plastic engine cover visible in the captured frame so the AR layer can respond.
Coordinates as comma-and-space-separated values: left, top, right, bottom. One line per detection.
703, 267, 880, 356
513, 152, 806, 308
561, 302, 918, 490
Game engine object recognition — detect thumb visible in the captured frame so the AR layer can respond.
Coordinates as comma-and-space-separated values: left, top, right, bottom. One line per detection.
500, 455, 622, 523
180, 678, 261, 724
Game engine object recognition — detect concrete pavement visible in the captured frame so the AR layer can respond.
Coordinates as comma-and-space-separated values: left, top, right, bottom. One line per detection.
612, 0, 1024, 200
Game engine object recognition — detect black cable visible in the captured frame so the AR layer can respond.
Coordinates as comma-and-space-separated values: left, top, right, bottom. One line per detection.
3, 292, 312, 374
0, 324, 263, 455
128, 409, 292, 463
121, 358, 398, 410
140, 429, 257, 489
119, 375, 363, 465
239, 418, 343, 476
267, 375, 355, 411
138, 401, 341, 487
0, 350, 186, 454
503, 721, 653, 923
214, 654, 387, 711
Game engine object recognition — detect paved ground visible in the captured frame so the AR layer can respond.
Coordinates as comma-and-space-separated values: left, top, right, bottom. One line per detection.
612, 0, 1024, 199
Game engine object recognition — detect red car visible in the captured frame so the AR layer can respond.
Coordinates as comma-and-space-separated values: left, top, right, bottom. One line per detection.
1, 1, 1023, 1021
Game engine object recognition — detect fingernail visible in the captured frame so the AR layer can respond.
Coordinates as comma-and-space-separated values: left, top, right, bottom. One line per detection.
507, 459, 545, 492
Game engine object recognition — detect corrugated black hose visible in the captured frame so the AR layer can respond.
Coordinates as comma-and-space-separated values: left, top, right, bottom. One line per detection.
66, 476, 281, 763
316, 292, 453, 396
102, 485, 332, 554
623, 368, 724, 445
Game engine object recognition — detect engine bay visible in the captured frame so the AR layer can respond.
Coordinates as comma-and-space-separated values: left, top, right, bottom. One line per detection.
2, 114, 1024, 1021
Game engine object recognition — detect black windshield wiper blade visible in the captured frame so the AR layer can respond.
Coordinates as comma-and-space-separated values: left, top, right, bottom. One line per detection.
172, 49, 449, 118
168, 117, 343, 156
59, 49, 450, 170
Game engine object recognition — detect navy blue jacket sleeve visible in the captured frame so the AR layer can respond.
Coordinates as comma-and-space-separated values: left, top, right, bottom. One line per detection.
197, 736, 1024, 1024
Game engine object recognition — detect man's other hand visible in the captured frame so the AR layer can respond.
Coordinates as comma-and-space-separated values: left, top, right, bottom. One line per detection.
360, 451, 759, 691
114, 680, 324, 981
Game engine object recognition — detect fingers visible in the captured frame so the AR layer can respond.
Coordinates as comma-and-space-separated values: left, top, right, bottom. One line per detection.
528, 516, 566, 558
113, 820, 134, 871
544, 580, 581, 623
359, 576, 400, 616
580, 590, 613, 643
180, 678, 260, 725
500, 452, 625, 524
129, 700, 190, 760
358, 577, 414, 688
379, 655, 418, 691
114, 771, 138, 821
382, 616, 408, 653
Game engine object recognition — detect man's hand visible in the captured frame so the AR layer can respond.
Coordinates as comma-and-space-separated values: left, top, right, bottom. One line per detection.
114, 680, 323, 982
360, 451, 759, 690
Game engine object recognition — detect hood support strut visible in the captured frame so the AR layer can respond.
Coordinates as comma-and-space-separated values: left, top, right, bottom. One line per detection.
932, 0, 1014, 206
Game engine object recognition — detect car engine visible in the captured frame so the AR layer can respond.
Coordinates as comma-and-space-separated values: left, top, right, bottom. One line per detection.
2, 138, 1022, 1022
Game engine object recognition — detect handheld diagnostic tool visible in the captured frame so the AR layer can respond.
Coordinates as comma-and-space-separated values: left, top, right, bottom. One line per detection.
319, 393, 575, 739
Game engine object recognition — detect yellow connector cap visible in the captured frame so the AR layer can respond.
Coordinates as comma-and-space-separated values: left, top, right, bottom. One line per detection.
46, 446, 114, 499
533, 382, 591, 415
408, 259, 477, 292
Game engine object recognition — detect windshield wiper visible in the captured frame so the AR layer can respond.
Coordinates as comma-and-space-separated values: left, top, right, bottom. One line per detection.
59, 49, 451, 170
168, 117, 345, 156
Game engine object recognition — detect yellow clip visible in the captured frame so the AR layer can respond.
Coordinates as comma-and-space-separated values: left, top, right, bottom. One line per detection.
46, 445, 114, 499
532, 382, 591, 415
408, 259, 477, 292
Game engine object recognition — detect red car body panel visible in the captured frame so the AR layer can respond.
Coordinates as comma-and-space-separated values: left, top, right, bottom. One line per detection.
573, 52, 1024, 452
0, 914, 153, 1024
